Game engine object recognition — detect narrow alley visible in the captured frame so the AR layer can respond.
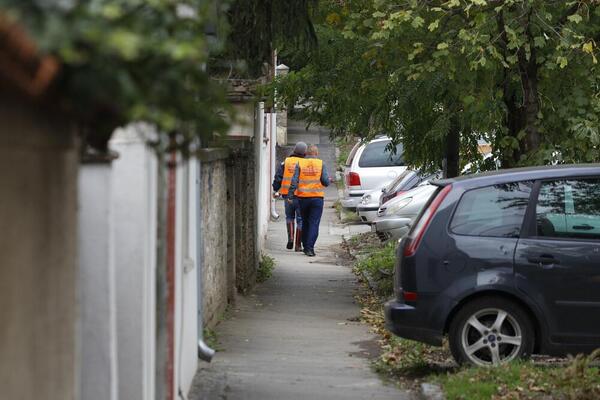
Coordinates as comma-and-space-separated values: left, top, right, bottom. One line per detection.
189, 129, 410, 400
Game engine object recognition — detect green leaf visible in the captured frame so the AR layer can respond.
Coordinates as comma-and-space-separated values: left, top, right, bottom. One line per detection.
582, 42, 594, 54
557, 56, 568, 68
428, 20, 440, 31
437, 42, 449, 50
567, 14, 583, 24
412, 16, 425, 28
533, 36, 546, 48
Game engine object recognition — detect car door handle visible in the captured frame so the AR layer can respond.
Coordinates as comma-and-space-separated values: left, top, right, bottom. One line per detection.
527, 255, 559, 265
573, 224, 594, 231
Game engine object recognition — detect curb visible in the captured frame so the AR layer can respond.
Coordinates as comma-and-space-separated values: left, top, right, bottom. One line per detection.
419, 383, 445, 400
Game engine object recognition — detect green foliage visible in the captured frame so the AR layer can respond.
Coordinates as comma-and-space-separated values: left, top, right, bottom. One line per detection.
203, 328, 223, 351
375, 336, 452, 378
354, 242, 396, 296
257, 253, 275, 283
1, 0, 232, 150
273, 0, 600, 169
438, 352, 600, 400
223, 0, 318, 77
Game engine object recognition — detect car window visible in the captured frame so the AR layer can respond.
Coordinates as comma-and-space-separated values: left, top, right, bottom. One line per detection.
345, 142, 361, 167
536, 178, 600, 240
358, 140, 404, 168
384, 170, 411, 192
450, 182, 533, 238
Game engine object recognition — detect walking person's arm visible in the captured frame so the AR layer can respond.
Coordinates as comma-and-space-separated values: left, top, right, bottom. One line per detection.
320, 164, 331, 187
272, 162, 285, 192
287, 164, 301, 202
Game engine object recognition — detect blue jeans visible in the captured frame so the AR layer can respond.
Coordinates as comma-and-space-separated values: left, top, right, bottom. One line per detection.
299, 197, 324, 251
285, 197, 302, 229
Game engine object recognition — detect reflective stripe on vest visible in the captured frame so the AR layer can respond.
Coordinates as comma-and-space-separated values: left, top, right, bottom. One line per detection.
297, 158, 325, 198
279, 156, 301, 196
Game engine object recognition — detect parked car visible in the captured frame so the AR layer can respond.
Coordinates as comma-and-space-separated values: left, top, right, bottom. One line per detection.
357, 187, 384, 223
385, 164, 600, 366
341, 137, 407, 210
380, 169, 442, 206
372, 184, 437, 242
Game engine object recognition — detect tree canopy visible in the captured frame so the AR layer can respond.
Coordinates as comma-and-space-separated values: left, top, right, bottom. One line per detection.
274, 0, 600, 175
1, 0, 318, 152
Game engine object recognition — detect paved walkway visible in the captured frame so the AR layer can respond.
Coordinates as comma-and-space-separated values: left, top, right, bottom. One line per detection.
189, 194, 409, 399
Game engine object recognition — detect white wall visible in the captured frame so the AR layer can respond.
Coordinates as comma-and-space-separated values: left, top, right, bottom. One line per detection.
78, 163, 119, 400
110, 124, 158, 400
174, 158, 199, 399
255, 102, 271, 252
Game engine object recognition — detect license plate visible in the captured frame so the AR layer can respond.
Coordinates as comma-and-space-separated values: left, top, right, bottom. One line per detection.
371, 224, 377, 232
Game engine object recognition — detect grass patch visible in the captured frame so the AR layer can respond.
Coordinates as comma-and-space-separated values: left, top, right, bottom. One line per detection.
203, 328, 223, 351
437, 352, 600, 400
354, 242, 396, 296
257, 253, 276, 283
334, 199, 361, 223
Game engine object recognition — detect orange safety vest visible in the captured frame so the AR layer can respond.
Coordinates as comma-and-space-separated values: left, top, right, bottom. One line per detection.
296, 158, 325, 198
279, 156, 302, 196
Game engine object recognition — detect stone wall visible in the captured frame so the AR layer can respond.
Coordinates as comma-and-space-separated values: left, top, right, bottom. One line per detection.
199, 151, 229, 327
198, 145, 259, 328
229, 146, 258, 294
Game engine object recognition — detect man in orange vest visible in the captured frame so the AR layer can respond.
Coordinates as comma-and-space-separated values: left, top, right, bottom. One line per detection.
287, 144, 331, 257
272, 142, 307, 251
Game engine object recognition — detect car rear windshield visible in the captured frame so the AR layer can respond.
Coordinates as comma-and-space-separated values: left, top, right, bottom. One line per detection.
358, 140, 404, 168
345, 142, 361, 167
450, 182, 533, 238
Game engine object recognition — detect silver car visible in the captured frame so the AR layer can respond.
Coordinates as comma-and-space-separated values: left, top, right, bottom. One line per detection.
341, 137, 407, 210
356, 187, 384, 223
372, 184, 437, 242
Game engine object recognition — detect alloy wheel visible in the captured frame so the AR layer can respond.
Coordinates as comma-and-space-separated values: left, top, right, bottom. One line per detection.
460, 307, 523, 366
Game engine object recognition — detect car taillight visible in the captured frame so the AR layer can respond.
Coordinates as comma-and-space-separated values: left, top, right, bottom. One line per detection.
347, 172, 361, 186
403, 291, 418, 302
403, 184, 452, 257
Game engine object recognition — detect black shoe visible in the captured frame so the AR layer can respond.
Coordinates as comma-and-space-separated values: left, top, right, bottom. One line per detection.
286, 241, 293, 250
307, 249, 316, 257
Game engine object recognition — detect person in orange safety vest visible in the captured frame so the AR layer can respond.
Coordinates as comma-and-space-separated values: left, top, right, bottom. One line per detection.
272, 142, 306, 251
287, 144, 331, 257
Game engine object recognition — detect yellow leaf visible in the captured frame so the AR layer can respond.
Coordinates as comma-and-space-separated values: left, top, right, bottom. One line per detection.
583, 41, 594, 54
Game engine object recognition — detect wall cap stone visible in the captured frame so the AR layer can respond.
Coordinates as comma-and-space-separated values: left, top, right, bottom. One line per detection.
196, 147, 230, 162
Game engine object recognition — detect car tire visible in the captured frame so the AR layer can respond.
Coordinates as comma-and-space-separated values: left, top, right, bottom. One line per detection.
449, 296, 535, 366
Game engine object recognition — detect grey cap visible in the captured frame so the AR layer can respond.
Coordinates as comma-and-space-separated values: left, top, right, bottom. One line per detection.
293, 141, 307, 156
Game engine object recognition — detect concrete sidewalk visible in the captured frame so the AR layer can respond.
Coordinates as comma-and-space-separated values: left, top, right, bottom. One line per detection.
189, 191, 410, 400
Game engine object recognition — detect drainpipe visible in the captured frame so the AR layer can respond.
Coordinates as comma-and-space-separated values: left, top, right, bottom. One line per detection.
195, 159, 215, 362
269, 112, 280, 221
166, 150, 177, 400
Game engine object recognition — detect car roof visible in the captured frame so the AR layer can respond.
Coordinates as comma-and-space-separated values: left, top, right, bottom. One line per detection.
433, 164, 600, 188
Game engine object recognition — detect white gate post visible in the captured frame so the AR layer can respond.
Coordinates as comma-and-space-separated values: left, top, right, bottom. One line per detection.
110, 124, 158, 400
78, 160, 119, 400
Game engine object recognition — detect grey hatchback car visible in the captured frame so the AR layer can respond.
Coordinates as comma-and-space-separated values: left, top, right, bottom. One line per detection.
385, 165, 600, 366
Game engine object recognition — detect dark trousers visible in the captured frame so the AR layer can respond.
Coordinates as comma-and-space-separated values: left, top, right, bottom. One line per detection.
299, 197, 324, 251
284, 197, 302, 228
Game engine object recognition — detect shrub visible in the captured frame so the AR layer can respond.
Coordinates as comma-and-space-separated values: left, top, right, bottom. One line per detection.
257, 253, 276, 283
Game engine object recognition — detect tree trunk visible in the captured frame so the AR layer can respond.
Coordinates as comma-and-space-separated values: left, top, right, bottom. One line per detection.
517, 9, 541, 158
517, 51, 541, 155
444, 115, 460, 178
